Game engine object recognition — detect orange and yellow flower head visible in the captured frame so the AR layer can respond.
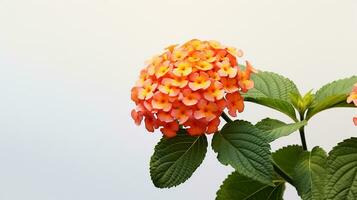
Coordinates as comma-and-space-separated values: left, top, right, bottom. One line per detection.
131, 39, 256, 137
347, 83, 357, 126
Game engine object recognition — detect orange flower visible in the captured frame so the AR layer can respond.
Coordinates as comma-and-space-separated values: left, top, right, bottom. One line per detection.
226, 92, 244, 117
204, 81, 224, 102
347, 83, 357, 106
131, 39, 256, 136
151, 92, 172, 112
171, 49, 188, 62
194, 99, 218, 121
173, 61, 192, 76
180, 89, 201, 106
171, 75, 189, 88
188, 72, 211, 91
160, 121, 179, 138
238, 61, 257, 92
155, 61, 171, 78
217, 58, 238, 78
184, 118, 207, 136
221, 78, 238, 93
171, 102, 193, 124
196, 61, 213, 71
207, 117, 220, 134
131, 109, 143, 125
347, 83, 357, 126
144, 114, 157, 132
158, 78, 180, 97
157, 111, 173, 123
138, 79, 157, 100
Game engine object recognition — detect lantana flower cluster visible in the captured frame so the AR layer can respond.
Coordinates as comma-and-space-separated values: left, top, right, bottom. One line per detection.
131, 39, 256, 137
347, 83, 357, 126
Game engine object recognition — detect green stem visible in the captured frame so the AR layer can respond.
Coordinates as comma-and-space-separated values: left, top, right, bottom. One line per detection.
299, 113, 308, 151
220, 112, 294, 185
221, 112, 233, 123
273, 163, 294, 185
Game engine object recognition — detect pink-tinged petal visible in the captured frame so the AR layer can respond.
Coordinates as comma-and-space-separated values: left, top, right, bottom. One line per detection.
145, 92, 154, 100
246, 60, 258, 74
172, 68, 181, 77
158, 85, 168, 94
169, 88, 180, 97
151, 100, 161, 109
183, 98, 198, 106
194, 110, 206, 119
162, 103, 172, 112
188, 82, 201, 91
157, 111, 173, 122
143, 101, 153, 111
137, 88, 145, 100
354, 117, 357, 126
217, 69, 228, 77
147, 65, 155, 76
204, 93, 215, 102
348, 94, 357, 104
189, 72, 199, 81
347, 96, 352, 103
178, 114, 189, 124
162, 78, 173, 85
228, 108, 237, 117
202, 80, 211, 90
131, 109, 143, 125
144, 115, 155, 132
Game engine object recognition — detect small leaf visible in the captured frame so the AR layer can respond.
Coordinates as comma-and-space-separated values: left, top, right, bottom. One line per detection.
243, 71, 300, 121
272, 145, 304, 180
272, 146, 327, 200
216, 172, 285, 200
293, 147, 327, 200
212, 120, 274, 185
306, 76, 357, 120
325, 137, 357, 200
256, 118, 307, 142
246, 97, 298, 121
290, 91, 315, 115
150, 129, 207, 188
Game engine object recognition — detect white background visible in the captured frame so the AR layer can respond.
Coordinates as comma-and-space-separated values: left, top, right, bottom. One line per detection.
0, 0, 356, 199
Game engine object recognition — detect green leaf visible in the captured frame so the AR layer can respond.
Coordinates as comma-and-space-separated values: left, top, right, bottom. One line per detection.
325, 137, 357, 200
290, 91, 315, 115
293, 147, 327, 200
212, 120, 274, 185
272, 145, 304, 180
150, 129, 207, 188
247, 97, 298, 121
272, 146, 327, 200
243, 71, 300, 121
306, 76, 357, 120
216, 172, 285, 200
256, 118, 307, 142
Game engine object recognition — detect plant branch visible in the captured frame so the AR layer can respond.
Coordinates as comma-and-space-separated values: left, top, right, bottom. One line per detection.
299, 113, 308, 151
273, 163, 294, 185
221, 112, 233, 123
220, 112, 294, 185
